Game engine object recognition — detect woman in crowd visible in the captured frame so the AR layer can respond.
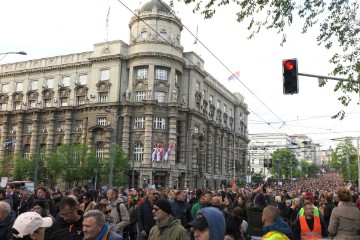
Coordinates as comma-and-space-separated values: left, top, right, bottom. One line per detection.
328, 187, 360, 240
224, 214, 245, 240
93, 200, 116, 232
124, 194, 138, 240
80, 191, 96, 213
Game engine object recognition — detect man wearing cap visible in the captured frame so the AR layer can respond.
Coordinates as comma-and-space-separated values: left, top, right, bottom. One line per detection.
18, 188, 35, 215
12, 211, 53, 240
246, 185, 267, 240
82, 210, 123, 240
187, 207, 225, 240
149, 199, 188, 240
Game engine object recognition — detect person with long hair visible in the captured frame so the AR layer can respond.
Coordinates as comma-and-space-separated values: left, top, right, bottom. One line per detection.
224, 214, 245, 240
80, 191, 96, 213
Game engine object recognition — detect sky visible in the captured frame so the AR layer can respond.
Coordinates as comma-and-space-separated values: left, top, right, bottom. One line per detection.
1, 0, 359, 150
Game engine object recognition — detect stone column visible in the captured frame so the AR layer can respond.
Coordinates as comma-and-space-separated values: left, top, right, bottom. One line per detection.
167, 107, 178, 164
30, 113, 40, 155
46, 112, 55, 155
82, 117, 88, 145
143, 105, 153, 166
0, 115, 10, 161
122, 115, 131, 155
178, 121, 186, 164
14, 114, 24, 153
214, 128, 220, 174
64, 114, 72, 145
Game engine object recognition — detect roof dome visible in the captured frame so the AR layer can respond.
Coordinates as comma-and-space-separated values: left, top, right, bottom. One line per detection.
139, 0, 172, 14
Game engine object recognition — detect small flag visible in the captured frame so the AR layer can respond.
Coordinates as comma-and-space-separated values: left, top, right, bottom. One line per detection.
151, 149, 156, 161
106, 7, 110, 27
228, 71, 240, 81
163, 143, 174, 161
193, 25, 198, 44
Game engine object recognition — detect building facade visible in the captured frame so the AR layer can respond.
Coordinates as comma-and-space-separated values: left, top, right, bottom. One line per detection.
0, 0, 249, 189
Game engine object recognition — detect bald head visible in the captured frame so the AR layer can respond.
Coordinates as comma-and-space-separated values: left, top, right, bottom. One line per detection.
211, 196, 221, 207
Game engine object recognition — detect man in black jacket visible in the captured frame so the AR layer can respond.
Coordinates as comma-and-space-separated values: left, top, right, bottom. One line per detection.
45, 197, 84, 240
18, 188, 34, 215
137, 188, 157, 240
170, 190, 192, 228
246, 185, 267, 239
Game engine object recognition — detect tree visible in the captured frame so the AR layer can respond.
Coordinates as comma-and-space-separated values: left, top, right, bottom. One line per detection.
11, 153, 35, 180
171, 0, 360, 119
251, 171, 264, 184
269, 148, 298, 181
329, 139, 358, 182
101, 144, 130, 187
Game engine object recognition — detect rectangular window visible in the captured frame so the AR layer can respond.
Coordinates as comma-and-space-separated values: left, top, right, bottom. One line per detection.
141, 31, 147, 38
76, 96, 86, 106
100, 69, 110, 81
135, 91, 145, 102
223, 104, 226, 113
194, 126, 199, 133
159, 31, 167, 39
134, 117, 145, 129
10, 125, 17, 133
136, 68, 148, 80
74, 121, 83, 131
217, 100, 220, 109
30, 81, 38, 90
61, 76, 70, 87
209, 95, 213, 104
16, 82, 23, 92
26, 123, 32, 133
98, 117, 108, 126
40, 124, 48, 132
1, 84, 9, 93
134, 142, 144, 161
78, 74, 87, 85
57, 122, 65, 132
98, 93, 108, 103
96, 148, 104, 160
45, 78, 54, 88
154, 92, 165, 103
60, 98, 68, 107
44, 99, 51, 108
28, 100, 36, 108
196, 81, 200, 92
14, 102, 21, 110
155, 68, 168, 80
0, 103, 6, 111
153, 117, 166, 130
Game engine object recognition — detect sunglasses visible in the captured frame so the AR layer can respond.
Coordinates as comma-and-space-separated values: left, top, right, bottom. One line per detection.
103, 210, 111, 215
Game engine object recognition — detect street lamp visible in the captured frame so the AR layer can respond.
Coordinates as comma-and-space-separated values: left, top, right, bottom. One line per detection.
0, 51, 27, 62
105, 109, 120, 188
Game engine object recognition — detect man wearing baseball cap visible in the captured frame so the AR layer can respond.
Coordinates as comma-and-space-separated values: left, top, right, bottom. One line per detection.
12, 212, 53, 240
148, 199, 188, 240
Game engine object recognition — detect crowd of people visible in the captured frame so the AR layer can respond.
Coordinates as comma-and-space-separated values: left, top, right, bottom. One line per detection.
0, 172, 359, 240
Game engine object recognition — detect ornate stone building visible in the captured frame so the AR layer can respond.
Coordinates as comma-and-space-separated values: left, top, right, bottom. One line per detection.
0, 0, 249, 189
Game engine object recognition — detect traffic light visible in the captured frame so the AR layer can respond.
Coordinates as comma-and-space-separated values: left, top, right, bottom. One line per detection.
283, 58, 298, 94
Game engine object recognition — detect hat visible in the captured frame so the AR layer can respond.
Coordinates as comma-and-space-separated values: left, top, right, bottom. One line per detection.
154, 199, 172, 214
187, 213, 209, 230
254, 193, 267, 205
12, 212, 53, 238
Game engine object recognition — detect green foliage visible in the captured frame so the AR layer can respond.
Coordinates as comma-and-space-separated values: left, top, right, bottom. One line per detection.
329, 139, 358, 182
268, 148, 298, 180
171, 0, 360, 118
11, 153, 35, 180
251, 171, 264, 184
300, 159, 321, 178
101, 144, 130, 187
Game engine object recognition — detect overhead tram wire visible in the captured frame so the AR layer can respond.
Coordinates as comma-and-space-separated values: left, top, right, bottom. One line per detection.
117, 0, 281, 133
157, 0, 297, 135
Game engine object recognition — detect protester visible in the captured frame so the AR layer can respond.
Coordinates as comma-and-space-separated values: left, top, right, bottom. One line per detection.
328, 187, 360, 239
18, 188, 35, 215
137, 188, 157, 240
171, 189, 192, 228
187, 207, 225, 240
149, 199, 189, 240
82, 210, 123, 240
107, 187, 130, 237
262, 205, 293, 240
224, 214, 245, 240
12, 212, 53, 240
94, 201, 116, 232
0, 201, 16, 239
81, 191, 96, 213
45, 197, 84, 240
246, 185, 267, 239
124, 194, 137, 240
5, 183, 20, 213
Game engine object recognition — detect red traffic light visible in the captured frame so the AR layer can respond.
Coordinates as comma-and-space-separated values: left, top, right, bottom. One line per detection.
283, 60, 294, 71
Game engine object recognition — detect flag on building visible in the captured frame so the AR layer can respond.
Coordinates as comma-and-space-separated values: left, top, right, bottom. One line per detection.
163, 143, 174, 161
151, 148, 156, 161
193, 25, 198, 44
156, 144, 163, 161
228, 71, 240, 81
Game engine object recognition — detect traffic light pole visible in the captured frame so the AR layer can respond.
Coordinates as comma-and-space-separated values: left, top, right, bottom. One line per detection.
298, 73, 350, 82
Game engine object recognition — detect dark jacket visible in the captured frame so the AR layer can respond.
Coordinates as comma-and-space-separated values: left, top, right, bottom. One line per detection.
170, 199, 192, 228
246, 193, 266, 237
0, 210, 16, 240
45, 212, 84, 240
323, 202, 335, 227
149, 215, 189, 240
137, 198, 156, 239
18, 196, 35, 215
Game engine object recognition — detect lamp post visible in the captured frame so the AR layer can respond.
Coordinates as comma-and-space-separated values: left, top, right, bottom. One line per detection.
105, 109, 119, 188
0, 51, 27, 62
